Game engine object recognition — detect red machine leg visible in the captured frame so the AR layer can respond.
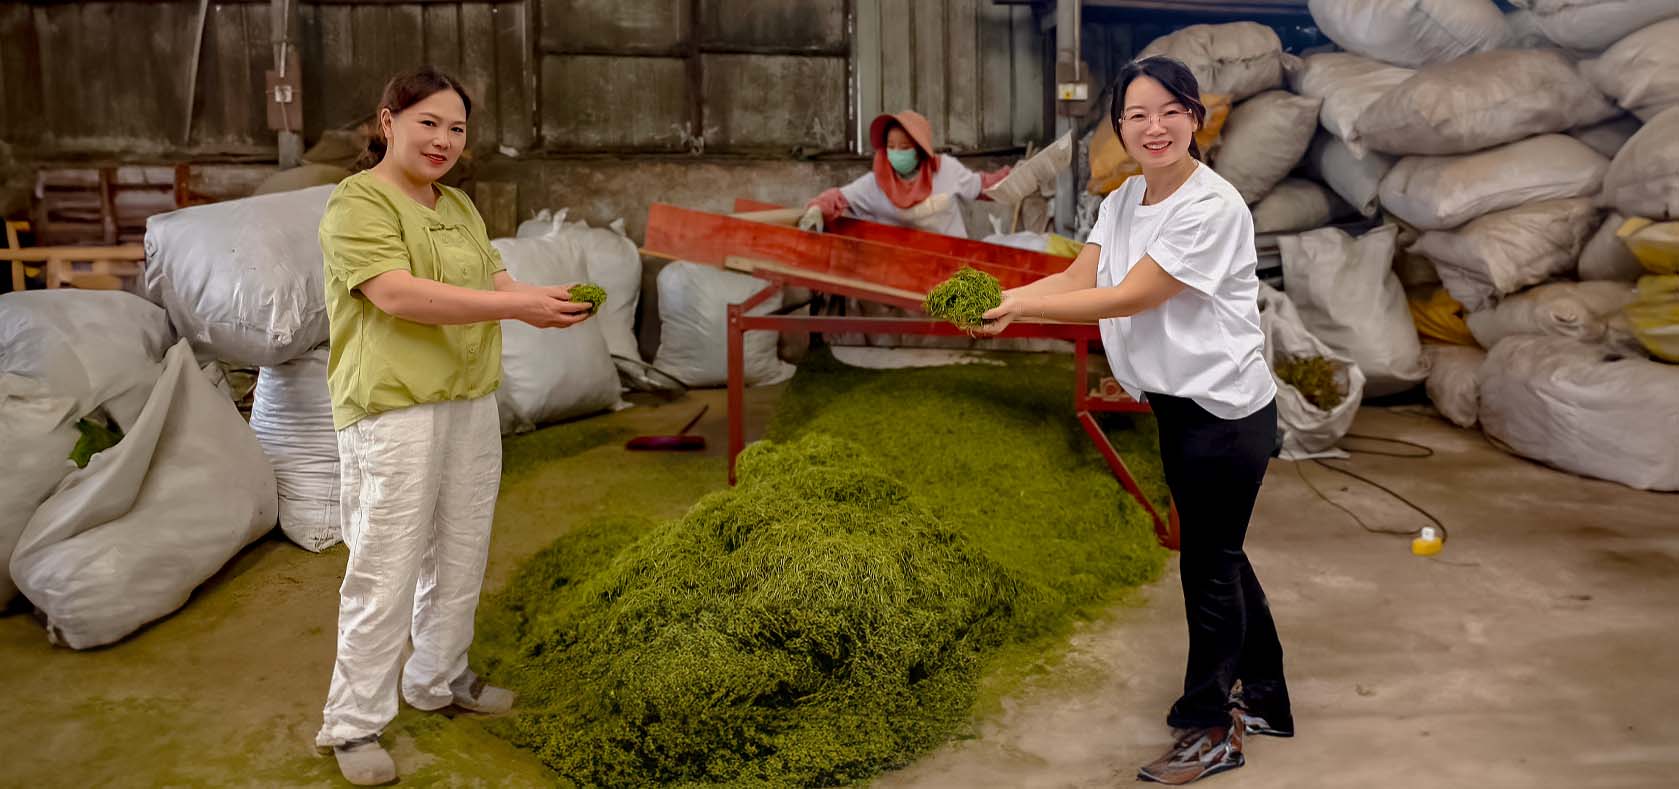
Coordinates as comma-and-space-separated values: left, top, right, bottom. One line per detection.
727, 301, 745, 485
1074, 337, 1178, 549
726, 281, 783, 485
726, 307, 750, 486
1076, 411, 1175, 549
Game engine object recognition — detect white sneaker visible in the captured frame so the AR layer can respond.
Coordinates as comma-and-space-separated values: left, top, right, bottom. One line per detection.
452, 673, 515, 715
332, 735, 396, 786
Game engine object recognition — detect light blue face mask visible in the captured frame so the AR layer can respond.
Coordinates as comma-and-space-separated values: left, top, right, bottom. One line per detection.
887, 148, 920, 177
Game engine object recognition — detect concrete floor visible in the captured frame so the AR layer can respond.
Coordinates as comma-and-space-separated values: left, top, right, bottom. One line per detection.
3, 389, 1677, 788
0, 387, 785, 789
880, 408, 1679, 789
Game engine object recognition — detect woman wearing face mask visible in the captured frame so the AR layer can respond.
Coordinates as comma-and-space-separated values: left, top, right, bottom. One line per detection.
978, 56, 1288, 785
313, 67, 595, 786
803, 110, 1010, 237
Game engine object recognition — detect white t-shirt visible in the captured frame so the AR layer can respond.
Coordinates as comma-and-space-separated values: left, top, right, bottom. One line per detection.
1088, 163, 1275, 419
839, 154, 983, 237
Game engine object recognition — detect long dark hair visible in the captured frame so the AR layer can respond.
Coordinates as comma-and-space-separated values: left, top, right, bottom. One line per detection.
357, 67, 474, 170
1110, 56, 1207, 162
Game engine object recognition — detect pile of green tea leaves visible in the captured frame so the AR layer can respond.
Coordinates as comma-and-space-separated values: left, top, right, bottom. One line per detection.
922, 267, 1002, 330
477, 351, 1167, 787
1274, 354, 1346, 411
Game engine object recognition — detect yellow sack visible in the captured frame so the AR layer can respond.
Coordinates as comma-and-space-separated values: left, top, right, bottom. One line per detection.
1617, 217, 1679, 276
1088, 94, 1231, 196
1408, 287, 1475, 347
1044, 233, 1084, 259
1626, 274, 1679, 363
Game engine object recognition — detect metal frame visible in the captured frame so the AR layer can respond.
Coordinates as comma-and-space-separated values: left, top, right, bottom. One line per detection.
645, 198, 1178, 549
724, 275, 1178, 550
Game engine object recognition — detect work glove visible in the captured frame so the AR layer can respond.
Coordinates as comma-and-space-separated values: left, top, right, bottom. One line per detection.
798, 204, 825, 233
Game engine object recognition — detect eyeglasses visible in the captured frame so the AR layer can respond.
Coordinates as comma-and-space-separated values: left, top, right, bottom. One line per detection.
1119, 108, 1194, 126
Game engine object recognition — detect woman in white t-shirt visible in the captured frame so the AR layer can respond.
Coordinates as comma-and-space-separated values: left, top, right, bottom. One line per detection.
979, 56, 1287, 785
803, 110, 1010, 238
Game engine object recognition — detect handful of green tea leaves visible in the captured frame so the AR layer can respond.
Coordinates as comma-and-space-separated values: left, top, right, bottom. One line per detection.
923, 267, 1003, 330
69, 417, 123, 469
1274, 354, 1346, 411
566, 283, 607, 315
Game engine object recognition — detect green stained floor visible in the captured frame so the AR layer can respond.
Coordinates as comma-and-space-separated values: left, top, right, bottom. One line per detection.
0, 351, 1166, 787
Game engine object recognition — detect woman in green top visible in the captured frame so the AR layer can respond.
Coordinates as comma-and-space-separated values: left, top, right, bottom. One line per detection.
313, 68, 594, 786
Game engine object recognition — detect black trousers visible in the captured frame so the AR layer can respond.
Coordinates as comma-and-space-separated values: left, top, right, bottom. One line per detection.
1147, 392, 1289, 730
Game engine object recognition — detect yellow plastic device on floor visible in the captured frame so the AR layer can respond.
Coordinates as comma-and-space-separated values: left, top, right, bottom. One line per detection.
1411, 526, 1444, 557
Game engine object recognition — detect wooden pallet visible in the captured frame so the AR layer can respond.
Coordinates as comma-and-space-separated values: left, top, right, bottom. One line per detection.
1, 245, 146, 291
31, 164, 211, 246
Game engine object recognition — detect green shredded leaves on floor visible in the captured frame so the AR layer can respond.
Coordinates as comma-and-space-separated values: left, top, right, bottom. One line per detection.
478, 350, 1167, 787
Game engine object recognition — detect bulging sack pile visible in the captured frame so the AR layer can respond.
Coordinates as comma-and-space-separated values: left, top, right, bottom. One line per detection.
1077, 21, 1425, 409
1464, 281, 1637, 349
516, 209, 644, 360
1258, 284, 1364, 458
1269, 1, 1679, 486
1411, 199, 1600, 311
249, 348, 340, 552
1278, 226, 1427, 396
144, 187, 643, 548
1600, 108, 1679, 223
1423, 345, 1486, 429
1286, 52, 1413, 158
1580, 18, 1679, 122
1478, 335, 1679, 492
1212, 91, 1323, 204
1, 291, 179, 608
1307, 0, 1507, 68
1137, 22, 1284, 101
1378, 135, 1609, 232
493, 223, 623, 435
1, 291, 276, 648
1106, 3, 1679, 485
1508, 0, 1679, 52
142, 185, 335, 368
653, 262, 796, 388
1352, 49, 1617, 156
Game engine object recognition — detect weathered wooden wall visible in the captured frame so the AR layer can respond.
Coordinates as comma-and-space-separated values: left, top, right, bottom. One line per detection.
0, 1, 532, 155
299, 2, 533, 153
0, 0, 1049, 158
854, 0, 1048, 152
535, 0, 851, 154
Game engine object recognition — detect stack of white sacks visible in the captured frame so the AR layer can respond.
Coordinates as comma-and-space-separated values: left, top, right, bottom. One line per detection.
0, 291, 277, 648
1120, 2, 1679, 489
143, 191, 639, 554
1122, 19, 1422, 458
0, 187, 644, 645
0, 191, 642, 645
